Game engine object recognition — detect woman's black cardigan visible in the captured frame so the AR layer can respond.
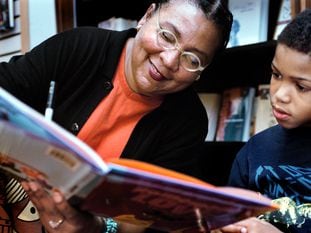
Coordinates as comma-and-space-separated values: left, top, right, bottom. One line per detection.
0, 27, 208, 176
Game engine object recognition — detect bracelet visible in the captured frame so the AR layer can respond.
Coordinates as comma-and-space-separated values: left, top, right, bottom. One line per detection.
101, 217, 118, 233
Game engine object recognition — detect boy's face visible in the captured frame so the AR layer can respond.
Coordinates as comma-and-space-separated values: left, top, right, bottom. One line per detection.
270, 44, 311, 129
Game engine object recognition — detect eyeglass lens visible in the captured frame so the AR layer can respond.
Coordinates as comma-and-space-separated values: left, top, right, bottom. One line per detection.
157, 29, 202, 71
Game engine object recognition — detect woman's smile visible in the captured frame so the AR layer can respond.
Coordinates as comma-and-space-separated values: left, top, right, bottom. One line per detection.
149, 62, 167, 81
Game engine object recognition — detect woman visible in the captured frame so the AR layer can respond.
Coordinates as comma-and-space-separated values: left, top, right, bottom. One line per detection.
0, 0, 232, 232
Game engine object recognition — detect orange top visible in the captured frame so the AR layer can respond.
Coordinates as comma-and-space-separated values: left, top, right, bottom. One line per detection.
78, 47, 163, 161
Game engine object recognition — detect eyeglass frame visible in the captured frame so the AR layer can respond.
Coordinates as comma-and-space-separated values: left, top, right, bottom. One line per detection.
155, 5, 208, 72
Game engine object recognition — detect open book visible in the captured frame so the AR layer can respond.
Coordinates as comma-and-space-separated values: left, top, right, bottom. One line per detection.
0, 87, 278, 232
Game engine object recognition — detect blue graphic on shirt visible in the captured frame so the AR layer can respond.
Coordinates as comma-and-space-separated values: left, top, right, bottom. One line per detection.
255, 165, 311, 204
255, 165, 311, 229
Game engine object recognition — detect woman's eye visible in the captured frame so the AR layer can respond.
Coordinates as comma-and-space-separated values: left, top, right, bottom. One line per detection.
160, 30, 175, 43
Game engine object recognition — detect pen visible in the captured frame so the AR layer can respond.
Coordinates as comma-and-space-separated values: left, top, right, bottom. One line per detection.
45, 81, 56, 121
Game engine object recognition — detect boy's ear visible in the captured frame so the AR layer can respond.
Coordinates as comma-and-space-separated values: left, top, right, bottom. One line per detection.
137, 3, 157, 26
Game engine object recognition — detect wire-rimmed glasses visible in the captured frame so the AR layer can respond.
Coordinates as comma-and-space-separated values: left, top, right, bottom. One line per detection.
156, 6, 208, 72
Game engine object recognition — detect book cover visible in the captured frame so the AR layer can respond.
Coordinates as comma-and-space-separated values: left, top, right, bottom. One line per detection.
216, 87, 256, 142
227, 0, 270, 47
253, 84, 277, 135
0, 87, 278, 232
198, 93, 222, 141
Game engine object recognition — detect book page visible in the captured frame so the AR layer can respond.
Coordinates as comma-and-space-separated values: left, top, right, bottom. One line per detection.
0, 87, 108, 173
0, 87, 109, 198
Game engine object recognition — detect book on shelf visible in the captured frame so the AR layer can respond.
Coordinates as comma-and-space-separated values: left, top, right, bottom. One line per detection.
198, 93, 222, 141
252, 84, 277, 135
227, 0, 270, 48
216, 87, 256, 142
0, 87, 278, 232
0, 0, 14, 31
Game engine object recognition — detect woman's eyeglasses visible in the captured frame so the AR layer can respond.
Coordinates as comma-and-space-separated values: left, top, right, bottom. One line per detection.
156, 6, 208, 72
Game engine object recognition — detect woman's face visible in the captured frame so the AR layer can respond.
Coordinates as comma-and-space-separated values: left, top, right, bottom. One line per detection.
125, 1, 222, 97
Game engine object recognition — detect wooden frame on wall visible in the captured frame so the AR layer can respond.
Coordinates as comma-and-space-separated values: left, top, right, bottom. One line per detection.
291, 0, 311, 17
55, 0, 74, 33
20, 0, 29, 53
290, 0, 301, 17
300, 0, 311, 10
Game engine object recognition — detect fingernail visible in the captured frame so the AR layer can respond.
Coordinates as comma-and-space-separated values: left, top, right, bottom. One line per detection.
241, 227, 247, 233
29, 182, 38, 191
52, 191, 63, 203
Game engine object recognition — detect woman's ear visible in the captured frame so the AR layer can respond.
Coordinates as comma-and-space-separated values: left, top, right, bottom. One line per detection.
137, 3, 157, 27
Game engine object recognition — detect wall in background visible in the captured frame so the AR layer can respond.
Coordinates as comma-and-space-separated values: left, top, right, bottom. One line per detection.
0, 0, 57, 62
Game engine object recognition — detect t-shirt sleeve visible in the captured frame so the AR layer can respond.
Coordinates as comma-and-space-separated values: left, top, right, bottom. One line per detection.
227, 144, 250, 188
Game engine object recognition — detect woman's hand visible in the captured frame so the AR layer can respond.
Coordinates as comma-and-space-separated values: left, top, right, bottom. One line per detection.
211, 217, 283, 233
21, 181, 102, 233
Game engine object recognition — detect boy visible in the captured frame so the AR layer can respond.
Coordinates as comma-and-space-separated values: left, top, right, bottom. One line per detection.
220, 8, 311, 233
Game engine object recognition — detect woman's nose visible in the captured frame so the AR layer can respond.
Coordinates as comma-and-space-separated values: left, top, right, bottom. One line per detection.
160, 49, 181, 71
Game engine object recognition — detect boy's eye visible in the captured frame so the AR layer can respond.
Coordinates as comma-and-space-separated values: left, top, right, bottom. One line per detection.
296, 83, 311, 92
271, 71, 281, 79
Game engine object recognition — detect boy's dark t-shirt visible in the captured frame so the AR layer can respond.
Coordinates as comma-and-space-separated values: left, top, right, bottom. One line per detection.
228, 125, 311, 233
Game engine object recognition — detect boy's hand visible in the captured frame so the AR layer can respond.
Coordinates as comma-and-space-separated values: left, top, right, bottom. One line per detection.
211, 217, 283, 233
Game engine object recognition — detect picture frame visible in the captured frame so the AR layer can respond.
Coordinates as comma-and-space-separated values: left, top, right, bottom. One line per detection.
0, 0, 14, 32
227, 0, 270, 48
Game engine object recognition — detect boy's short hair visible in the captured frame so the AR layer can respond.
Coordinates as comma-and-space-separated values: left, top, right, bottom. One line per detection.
278, 9, 311, 54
